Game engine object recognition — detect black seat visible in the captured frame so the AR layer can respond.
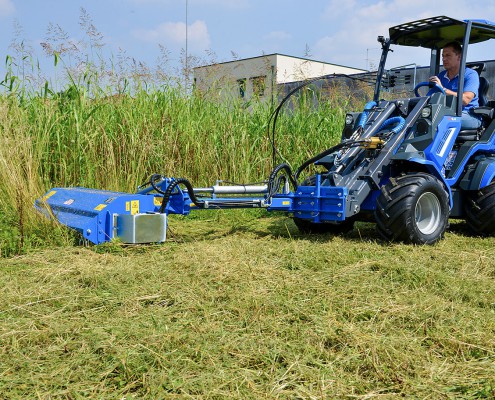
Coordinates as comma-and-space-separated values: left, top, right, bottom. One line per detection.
478, 76, 489, 107
456, 63, 493, 142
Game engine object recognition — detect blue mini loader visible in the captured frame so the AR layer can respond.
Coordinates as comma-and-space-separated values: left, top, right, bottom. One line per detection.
36, 16, 495, 245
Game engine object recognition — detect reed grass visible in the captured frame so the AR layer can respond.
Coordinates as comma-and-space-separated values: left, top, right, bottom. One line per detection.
0, 65, 353, 257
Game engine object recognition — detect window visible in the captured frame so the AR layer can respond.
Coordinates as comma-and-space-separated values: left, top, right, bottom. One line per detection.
237, 78, 246, 98
251, 75, 266, 97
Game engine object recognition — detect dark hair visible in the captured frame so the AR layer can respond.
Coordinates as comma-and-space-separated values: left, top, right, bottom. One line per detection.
443, 41, 462, 55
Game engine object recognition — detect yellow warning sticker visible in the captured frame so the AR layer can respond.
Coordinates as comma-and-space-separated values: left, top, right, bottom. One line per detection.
154, 197, 162, 206
94, 204, 107, 211
282, 201, 290, 205
130, 200, 139, 215
41, 190, 56, 202
125, 201, 130, 212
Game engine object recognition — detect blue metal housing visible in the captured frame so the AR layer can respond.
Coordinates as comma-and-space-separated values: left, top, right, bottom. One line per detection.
35, 187, 159, 244
268, 177, 348, 222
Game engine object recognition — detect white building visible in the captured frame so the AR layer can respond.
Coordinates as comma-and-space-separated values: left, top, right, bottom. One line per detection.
193, 53, 366, 102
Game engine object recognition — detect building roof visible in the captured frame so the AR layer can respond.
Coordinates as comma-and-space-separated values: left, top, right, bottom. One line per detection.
193, 53, 366, 73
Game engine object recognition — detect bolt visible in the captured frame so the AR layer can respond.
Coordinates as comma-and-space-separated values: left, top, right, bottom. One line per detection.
86, 229, 91, 236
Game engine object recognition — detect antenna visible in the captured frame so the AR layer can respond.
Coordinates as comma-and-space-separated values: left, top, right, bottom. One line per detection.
185, 0, 188, 91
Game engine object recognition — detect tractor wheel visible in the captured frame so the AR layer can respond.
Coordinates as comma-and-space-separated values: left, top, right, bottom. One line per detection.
375, 173, 449, 244
464, 182, 495, 236
293, 175, 355, 235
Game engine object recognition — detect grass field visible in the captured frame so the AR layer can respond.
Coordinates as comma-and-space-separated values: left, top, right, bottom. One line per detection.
1, 210, 495, 398
1, 51, 494, 397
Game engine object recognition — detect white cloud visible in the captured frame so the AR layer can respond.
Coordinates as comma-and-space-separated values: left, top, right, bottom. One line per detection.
0, 0, 14, 17
133, 20, 211, 50
315, 0, 495, 70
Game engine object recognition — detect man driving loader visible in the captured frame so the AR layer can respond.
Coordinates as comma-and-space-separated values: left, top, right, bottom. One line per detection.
429, 41, 482, 130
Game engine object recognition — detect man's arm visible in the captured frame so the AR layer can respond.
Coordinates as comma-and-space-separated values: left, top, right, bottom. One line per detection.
429, 72, 478, 106
462, 68, 479, 106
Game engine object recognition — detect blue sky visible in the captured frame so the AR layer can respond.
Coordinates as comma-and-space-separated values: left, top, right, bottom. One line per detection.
1, 0, 495, 81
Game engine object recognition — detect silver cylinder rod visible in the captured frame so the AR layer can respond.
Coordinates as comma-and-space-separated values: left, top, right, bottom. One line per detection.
193, 184, 268, 194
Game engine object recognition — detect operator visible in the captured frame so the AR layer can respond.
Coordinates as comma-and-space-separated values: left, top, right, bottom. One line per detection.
429, 41, 481, 130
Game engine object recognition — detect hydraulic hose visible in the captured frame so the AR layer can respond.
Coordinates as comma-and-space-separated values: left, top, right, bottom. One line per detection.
158, 177, 205, 213
294, 142, 349, 180
149, 174, 167, 194
268, 73, 378, 168
267, 163, 298, 197
377, 116, 406, 135
357, 101, 377, 128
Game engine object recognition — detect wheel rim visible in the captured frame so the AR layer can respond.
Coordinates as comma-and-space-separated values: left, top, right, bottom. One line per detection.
415, 192, 441, 235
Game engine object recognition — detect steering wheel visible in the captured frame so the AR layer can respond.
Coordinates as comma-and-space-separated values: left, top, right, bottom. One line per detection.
414, 81, 446, 97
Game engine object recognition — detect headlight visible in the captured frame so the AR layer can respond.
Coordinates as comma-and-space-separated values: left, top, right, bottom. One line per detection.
421, 107, 431, 118
345, 114, 354, 125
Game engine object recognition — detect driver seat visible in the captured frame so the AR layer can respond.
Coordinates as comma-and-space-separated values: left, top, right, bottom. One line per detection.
456, 63, 494, 142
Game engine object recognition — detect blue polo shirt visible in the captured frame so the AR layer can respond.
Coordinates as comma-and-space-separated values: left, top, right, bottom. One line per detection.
438, 67, 479, 111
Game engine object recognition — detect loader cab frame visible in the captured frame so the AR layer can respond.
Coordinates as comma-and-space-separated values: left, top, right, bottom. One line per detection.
374, 16, 495, 116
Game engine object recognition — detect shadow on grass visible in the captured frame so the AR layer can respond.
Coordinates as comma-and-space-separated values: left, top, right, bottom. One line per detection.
264, 216, 383, 244
156, 213, 485, 247
166, 213, 380, 244
257, 215, 485, 245
446, 219, 475, 237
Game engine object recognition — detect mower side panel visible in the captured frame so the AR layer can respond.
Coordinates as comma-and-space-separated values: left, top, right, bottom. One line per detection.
35, 187, 161, 244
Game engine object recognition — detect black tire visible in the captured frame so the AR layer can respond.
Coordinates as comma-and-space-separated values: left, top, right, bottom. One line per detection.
375, 173, 449, 244
293, 175, 355, 235
465, 182, 495, 236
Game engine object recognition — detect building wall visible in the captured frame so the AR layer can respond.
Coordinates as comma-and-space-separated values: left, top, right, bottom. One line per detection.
194, 55, 276, 102
275, 54, 366, 84
193, 54, 366, 102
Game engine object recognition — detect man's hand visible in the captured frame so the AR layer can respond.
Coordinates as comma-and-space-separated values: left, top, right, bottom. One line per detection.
429, 76, 442, 87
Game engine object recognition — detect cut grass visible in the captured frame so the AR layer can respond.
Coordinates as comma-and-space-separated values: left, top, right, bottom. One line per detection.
1, 211, 495, 398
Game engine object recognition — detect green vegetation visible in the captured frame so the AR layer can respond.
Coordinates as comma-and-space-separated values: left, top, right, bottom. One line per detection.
1, 213, 495, 398
0, 8, 362, 257
0, 81, 349, 257
1, 15, 494, 397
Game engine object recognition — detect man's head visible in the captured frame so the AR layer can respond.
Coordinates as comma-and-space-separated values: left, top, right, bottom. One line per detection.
442, 41, 462, 72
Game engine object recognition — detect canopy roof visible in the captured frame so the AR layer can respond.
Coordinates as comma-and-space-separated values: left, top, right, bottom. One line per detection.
389, 16, 495, 49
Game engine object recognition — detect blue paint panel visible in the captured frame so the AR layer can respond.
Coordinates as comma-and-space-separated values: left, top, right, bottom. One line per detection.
360, 190, 381, 211
423, 116, 461, 171
35, 187, 158, 244
290, 185, 347, 222
268, 197, 292, 209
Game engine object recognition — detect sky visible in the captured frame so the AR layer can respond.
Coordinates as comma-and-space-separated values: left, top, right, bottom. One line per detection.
1, 0, 495, 82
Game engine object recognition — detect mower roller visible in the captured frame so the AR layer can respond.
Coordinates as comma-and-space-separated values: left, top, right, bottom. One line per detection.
36, 16, 495, 245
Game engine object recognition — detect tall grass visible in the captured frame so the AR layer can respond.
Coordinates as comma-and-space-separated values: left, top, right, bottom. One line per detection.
0, 69, 360, 257
0, 8, 376, 256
